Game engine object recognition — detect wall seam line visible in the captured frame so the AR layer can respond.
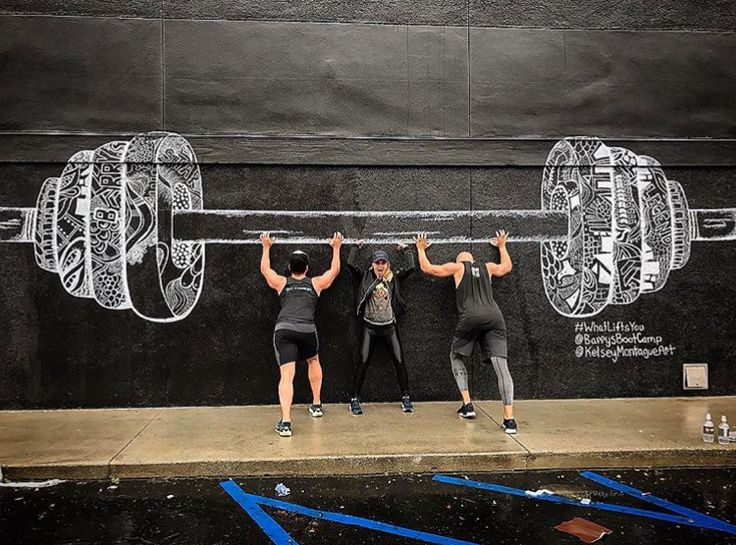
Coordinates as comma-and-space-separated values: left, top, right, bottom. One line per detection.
406, 24, 410, 136
160, 0, 165, 129
466, 0, 471, 138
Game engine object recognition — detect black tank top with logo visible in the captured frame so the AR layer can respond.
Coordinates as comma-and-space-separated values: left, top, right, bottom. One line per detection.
456, 261, 497, 315
277, 276, 318, 325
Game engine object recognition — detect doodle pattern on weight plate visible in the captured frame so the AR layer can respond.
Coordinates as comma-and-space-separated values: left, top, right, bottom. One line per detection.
55, 150, 95, 298
123, 133, 205, 322
89, 140, 130, 310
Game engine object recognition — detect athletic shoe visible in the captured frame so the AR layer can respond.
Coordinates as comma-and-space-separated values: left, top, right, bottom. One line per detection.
349, 397, 363, 416
503, 418, 518, 434
275, 420, 292, 437
401, 396, 414, 413
457, 403, 476, 419
308, 404, 324, 418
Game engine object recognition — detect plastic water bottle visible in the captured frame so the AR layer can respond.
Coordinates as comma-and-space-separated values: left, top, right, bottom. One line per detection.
703, 413, 715, 443
718, 415, 730, 445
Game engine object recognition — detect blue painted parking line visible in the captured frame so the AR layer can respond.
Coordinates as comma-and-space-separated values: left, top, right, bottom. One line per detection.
433, 475, 689, 525
433, 473, 736, 536
220, 479, 485, 545
580, 471, 736, 535
220, 481, 298, 545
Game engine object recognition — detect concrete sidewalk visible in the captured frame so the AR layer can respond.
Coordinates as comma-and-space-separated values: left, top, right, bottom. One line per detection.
0, 397, 734, 480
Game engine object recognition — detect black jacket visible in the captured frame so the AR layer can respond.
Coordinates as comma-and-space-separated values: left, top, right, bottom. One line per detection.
346, 246, 416, 319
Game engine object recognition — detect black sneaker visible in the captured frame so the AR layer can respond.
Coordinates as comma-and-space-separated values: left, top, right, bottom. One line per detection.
401, 396, 414, 413
503, 418, 518, 434
308, 404, 324, 418
457, 403, 476, 419
349, 397, 363, 416
275, 420, 292, 437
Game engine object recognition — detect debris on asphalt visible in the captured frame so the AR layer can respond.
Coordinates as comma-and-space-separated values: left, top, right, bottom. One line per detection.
275, 483, 290, 497
525, 488, 555, 497
0, 479, 65, 488
554, 517, 612, 543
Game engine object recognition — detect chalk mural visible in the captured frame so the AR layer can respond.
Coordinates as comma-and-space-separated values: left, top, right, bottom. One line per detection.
2, 132, 204, 323
539, 138, 736, 317
0, 133, 733, 322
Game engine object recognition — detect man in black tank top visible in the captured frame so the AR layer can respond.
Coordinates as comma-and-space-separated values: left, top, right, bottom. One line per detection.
260, 231, 344, 437
416, 230, 518, 434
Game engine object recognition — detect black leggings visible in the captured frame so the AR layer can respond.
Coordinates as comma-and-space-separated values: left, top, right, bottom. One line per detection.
352, 323, 410, 398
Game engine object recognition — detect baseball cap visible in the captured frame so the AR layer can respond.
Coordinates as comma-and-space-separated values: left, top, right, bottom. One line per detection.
372, 250, 390, 263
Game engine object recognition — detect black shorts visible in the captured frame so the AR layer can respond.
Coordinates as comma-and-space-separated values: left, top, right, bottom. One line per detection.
451, 310, 507, 360
273, 328, 319, 365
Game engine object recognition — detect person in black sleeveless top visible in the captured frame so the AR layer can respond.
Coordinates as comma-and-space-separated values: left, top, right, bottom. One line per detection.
415, 230, 518, 434
260, 231, 344, 437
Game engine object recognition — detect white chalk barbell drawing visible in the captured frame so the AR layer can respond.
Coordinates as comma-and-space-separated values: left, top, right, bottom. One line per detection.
0, 132, 734, 321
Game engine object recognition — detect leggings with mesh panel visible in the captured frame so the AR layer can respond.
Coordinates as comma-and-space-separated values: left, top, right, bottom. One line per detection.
450, 352, 513, 405
352, 323, 409, 397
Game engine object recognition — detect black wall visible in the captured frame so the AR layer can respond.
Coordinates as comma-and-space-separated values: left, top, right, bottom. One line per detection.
1, 2, 735, 408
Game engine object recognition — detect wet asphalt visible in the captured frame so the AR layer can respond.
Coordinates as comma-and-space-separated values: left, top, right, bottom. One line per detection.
1, 468, 734, 545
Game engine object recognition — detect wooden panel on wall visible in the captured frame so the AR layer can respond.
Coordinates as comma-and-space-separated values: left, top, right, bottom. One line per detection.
470, 28, 736, 138
164, 21, 469, 137
0, 16, 162, 131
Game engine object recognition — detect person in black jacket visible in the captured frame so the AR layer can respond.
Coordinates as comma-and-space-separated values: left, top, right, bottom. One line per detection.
346, 242, 416, 415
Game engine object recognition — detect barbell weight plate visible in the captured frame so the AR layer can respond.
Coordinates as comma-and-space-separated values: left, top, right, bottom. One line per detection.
33, 177, 60, 273
89, 140, 131, 310
123, 132, 205, 322
637, 156, 673, 293
55, 150, 95, 298
609, 147, 643, 305
541, 137, 615, 317
668, 180, 691, 271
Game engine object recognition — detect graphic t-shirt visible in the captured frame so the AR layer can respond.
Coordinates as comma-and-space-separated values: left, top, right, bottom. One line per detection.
364, 281, 394, 326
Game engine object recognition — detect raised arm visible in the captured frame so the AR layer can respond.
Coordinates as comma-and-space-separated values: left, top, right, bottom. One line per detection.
415, 233, 463, 278
312, 232, 344, 294
346, 241, 364, 280
486, 230, 513, 277
395, 243, 417, 281
259, 232, 287, 293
